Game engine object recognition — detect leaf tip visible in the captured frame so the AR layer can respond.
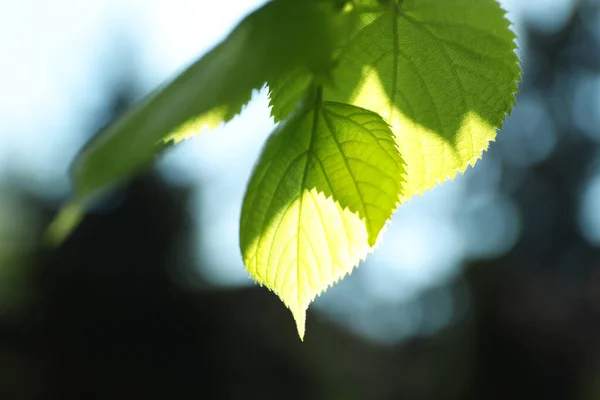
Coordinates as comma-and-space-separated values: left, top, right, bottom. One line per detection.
45, 199, 85, 247
291, 303, 307, 341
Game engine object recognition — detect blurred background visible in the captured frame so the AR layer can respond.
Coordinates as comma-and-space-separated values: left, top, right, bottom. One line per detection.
0, 0, 599, 398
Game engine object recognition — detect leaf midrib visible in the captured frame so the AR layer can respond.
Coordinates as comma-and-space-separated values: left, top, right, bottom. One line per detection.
295, 87, 323, 307
390, 3, 399, 120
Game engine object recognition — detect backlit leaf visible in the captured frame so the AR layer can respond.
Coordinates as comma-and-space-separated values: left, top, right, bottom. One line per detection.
240, 91, 405, 338
270, 0, 520, 200
329, 0, 520, 198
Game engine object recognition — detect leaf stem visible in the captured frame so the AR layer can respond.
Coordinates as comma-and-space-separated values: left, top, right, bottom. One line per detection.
313, 86, 323, 114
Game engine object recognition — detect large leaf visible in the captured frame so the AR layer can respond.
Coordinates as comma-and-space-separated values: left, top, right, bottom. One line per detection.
240, 91, 405, 338
71, 0, 341, 203
269, 0, 520, 200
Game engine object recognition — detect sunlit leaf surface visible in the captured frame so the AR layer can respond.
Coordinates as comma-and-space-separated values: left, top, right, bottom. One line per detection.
240, 95, 405, 338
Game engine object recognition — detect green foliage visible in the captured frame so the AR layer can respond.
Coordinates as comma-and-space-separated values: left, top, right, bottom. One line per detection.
70, 0, 343, 202
240, 87, 405, 338
53, 0, 521, 339
270, 0, 520, 199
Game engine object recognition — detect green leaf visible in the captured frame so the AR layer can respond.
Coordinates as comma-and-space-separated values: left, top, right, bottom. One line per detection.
270, 0, 520, 200
268, 69, 313, 123
240, 89, 405, 339
70, 0, 342, 204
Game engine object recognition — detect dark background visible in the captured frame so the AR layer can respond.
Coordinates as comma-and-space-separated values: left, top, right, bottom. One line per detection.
0, 1, 599, 399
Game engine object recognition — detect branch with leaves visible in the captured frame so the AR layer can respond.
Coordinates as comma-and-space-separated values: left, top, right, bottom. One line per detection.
49, 0, 521, 340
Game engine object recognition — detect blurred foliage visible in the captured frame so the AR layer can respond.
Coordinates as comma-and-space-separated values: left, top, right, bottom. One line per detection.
68, 0, 343, 206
